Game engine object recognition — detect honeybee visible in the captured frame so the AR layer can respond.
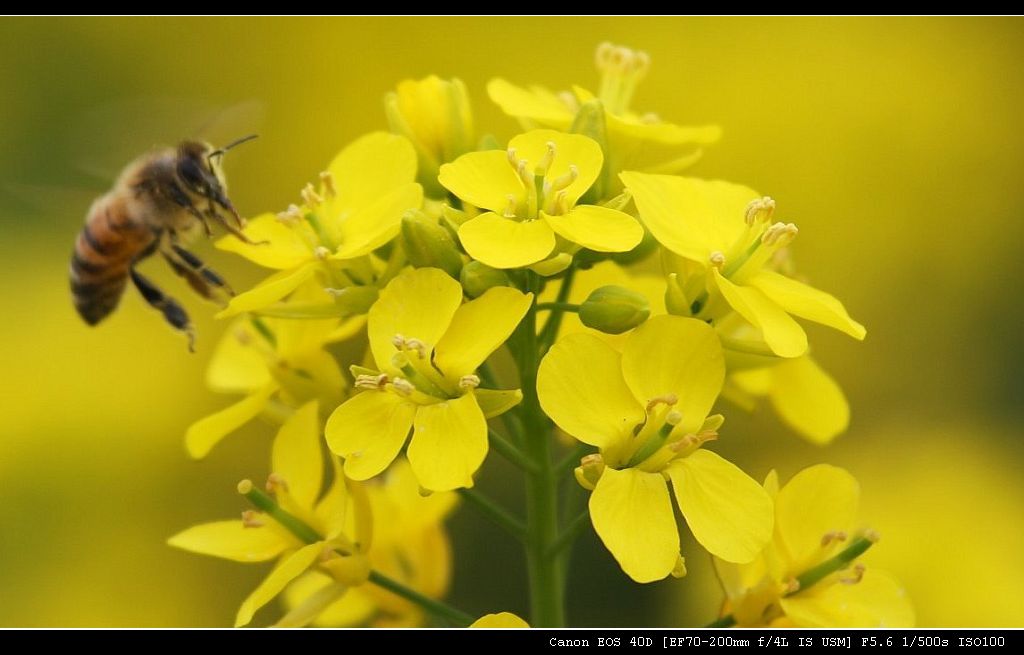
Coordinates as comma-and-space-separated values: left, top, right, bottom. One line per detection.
69, 135, 259, 351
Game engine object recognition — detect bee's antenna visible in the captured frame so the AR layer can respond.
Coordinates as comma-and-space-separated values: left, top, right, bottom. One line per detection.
208, 134, 259, 165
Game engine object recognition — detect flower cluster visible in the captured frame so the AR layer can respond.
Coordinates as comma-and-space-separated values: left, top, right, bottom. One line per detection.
171, 42, 911, 628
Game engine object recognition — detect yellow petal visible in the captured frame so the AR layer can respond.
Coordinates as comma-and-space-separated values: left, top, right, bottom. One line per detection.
780, 569, 914, 628
167, 520, 292, 562
185, 385, 277, 459
283, 571, 376, 627
487, 78, 574, 127
216, 213, 312, 269
438, 150, 522, 213
458, 213, 556, 269
747, 270, 866, 340
589, 467, 679, 583
407, 393, 487, 491
275, 580, 349, 628
607, 114, 720, 174
711, 269, 808, 358
434, 286, 532, 381
620, 316, 725, 434
206, 318, 272, 393
216, 263, 317, 319
327, 132, 417, 211
367, 268, 463, 373
769, 356, 850, 445
471, 612, 530, 628
325, 391, 415, 481
509, 130, 603, 206
538, 333, 644, 449
775, 464, 859, 573
474, 388, 523, 418
271, 400, 322, 510
235, 542, 323, 627
335, 183, 424, 259
667, 450, 774, 563
543, 205, 643, 253
314, 457, 348, 539
619, 173, 756, 262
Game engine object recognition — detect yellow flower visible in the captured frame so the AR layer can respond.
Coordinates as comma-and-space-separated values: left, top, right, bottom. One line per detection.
170, 401, 372, 627
184, 298, 349, 459
471, 612, 530, 628
386, 75, 474, 198
438, 129, 643, 269
215, 132, 423, 316
280, 458, 457, 627
488, 42, 720, 183
623, 172, 865, 358
726, 353, 850, 445
714, 465, 914, 628
325, 267, 531, 491
537, 315, 773, 583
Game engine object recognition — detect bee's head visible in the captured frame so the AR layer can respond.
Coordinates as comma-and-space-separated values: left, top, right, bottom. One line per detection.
176, 135, 257, 217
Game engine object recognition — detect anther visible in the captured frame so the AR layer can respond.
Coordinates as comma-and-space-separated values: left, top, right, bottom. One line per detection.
234, 329, 252, 345
301, 183, 323, 209
840, 563, 866, 585
241, 510, 264, 528
266, 473, 289, 493
404, 338, 428, 359
355, 373, 389, 391
709, 251, 726, 269
744, 196, 776, 226
547, 164, 578, 193
536, 141, 557, 175
391, 377, 415, 397
503, 194, 518, 218
821, 530, 849, 547
761, 222, 798, 247
392, 334, 406, 349
276, 204, 303, 224
645, 393, 678, 413
459, 374, 481, 390
319, 171, 336, 198
314, 246, 331, 260
506, 147, 518, 168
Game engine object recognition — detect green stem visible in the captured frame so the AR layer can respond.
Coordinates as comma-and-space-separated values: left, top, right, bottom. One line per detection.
793, 535, 874, 592
539, 265, 576, 356
489, 428, 537, 473
457, 488, 527, 542
518, 272, 565, 627
368, 570, 474, 627
547, 508, 590, 557
536, 302, 580, 313
238, 480, 320, 545
703, 535, 877, 628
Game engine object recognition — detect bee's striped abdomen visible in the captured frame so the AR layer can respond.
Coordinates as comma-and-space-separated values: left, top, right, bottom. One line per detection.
70, 197, 154, 326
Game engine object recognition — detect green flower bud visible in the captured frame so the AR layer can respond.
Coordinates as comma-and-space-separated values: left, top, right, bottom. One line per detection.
401, 210, 463, 279
578, 285, 650, 334
460, 261, 510, 298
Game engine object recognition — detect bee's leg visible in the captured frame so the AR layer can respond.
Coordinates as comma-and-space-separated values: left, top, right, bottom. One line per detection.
130, 268, 196, 352
168, 183, 214, 236
209, 210, 268, 245
162, 244, 235, 302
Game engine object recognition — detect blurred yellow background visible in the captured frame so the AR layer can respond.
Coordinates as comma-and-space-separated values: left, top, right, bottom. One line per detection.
1, 17, 1021, 627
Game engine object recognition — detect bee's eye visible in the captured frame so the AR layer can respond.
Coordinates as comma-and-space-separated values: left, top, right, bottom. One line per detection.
177, 158, 206, 191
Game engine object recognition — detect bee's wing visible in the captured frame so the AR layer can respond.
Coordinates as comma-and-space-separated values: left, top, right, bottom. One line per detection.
69, 96, 265, 182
